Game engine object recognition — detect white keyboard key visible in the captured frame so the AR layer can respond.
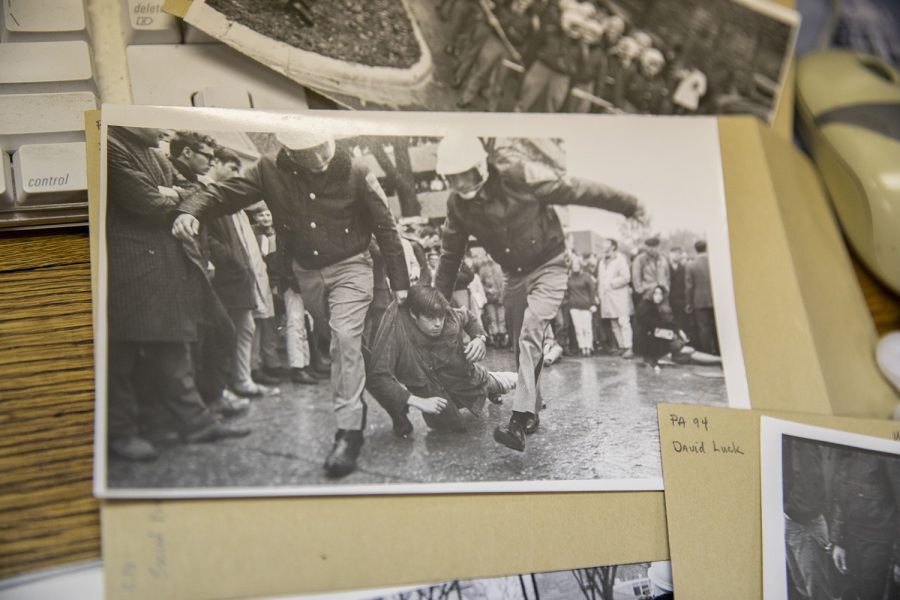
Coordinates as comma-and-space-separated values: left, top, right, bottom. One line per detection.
0, 41, 95, 94
191, 86, 253, 108
0, 92, 97, 151
127, 44, 308, 110
0, 153, 14, 208
1, 0, 88, 42
11, 143, 87, 206
121, 0, 181, 45
182, 24, 216, 44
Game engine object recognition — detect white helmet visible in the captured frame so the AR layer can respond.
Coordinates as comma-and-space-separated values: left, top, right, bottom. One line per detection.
435, 134, 489, 199
633, 31, 653, 49
602, 15, 625, 42
614, 36, 641, 62
641, 48, 665, 76
275, 129, 334, 151
435, 134, 487, 176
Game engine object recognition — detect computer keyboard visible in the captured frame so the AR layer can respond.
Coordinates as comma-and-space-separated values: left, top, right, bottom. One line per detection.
0, 0, 312, 230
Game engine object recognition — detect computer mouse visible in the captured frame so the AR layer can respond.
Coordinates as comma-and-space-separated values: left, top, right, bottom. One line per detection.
796, 50, 900, 295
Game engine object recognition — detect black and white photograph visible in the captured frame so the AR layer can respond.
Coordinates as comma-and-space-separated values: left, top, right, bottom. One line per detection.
760, 418, 900, 600
93, 105, 748, 498
286, 561, 673, 599
182, 0, 798, 121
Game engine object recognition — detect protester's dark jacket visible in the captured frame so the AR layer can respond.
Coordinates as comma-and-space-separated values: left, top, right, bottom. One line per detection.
685, 253, 713, 309
206, 215, 256, 310
454, 261, 475, 291
178, 146, 409, 290
782, 436, 827, 524
566, 271, 597, 311
669, 263, 686, 311
435, 154, 640, 299
106, 127, 204, 342
366, 302, 489, 415
831, 450, 900, 559
636, 296, 682, 361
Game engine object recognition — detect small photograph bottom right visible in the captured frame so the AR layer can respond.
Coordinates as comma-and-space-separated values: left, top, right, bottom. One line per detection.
302, 561, 673, 600
761, 417, 900, 600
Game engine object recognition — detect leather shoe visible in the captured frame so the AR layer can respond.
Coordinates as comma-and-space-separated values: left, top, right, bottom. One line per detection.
210, 389, 250, 418
291, 367, 318, 385
390, 410, 414, 438
493, 419, 525, 452
523, 413, 540, 434
252, 369, 282, 385
185, 422, 251, 443
308, 363, 331, 380
109, 436, 158, 461
324, 429, 364, 479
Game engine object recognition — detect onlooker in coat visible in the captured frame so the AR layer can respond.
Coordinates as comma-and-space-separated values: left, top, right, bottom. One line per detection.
106, 126, 249, 461
172, 131, 410, 479
632, 236, 669, 355
597, 238, 634, 358
685, 240, 718, 355
567, 256, 598, 356
667, 246, 690, 340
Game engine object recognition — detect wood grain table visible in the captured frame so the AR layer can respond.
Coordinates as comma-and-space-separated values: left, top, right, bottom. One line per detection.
1, 227, 898, 581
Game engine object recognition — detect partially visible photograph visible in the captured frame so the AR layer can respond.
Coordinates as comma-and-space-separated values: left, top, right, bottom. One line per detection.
293, 561, 673, 600
760, 418, 900, 600
184, 0, 798, 121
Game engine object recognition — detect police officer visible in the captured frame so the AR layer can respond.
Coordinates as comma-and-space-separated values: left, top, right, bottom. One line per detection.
432, 135, 644, 451
172, 131, 409, 478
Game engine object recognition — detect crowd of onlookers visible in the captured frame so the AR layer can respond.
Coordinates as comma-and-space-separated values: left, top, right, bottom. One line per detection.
439, 0, 721, 116
399, 216, 723, 372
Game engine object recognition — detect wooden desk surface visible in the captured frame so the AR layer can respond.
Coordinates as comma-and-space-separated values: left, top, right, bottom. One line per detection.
1, 228, 898, 581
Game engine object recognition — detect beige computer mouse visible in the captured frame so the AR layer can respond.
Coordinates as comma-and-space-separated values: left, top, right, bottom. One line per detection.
796, 50, 900, 295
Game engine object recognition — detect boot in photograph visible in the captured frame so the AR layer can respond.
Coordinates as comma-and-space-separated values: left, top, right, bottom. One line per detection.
523, 412, 540, 435
109, 435, 158, 461
291, 367, 319, 385
493, 412, 527, 452
324, 429, 364, 478
252, 369, 282, 385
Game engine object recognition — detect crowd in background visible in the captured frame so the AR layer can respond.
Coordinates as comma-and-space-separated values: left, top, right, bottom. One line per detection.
440, 0, 721, 115
398, 218, 722, 371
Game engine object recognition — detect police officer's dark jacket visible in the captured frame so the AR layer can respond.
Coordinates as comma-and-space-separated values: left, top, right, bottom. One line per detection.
179, 146, 410, 291
435, 154, 640, 300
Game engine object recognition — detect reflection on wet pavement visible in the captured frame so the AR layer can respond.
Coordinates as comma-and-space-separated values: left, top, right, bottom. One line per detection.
108, 349, 727, 491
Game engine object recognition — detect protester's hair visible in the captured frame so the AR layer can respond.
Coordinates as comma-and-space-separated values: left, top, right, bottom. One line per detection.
406, 284, 450, 319
645, 236, 661, 247
170, 132, 213, 158
670, 246, 682, 252
694, 240, 708, 253
213, 146, 241, 167
605, 238, 618, 250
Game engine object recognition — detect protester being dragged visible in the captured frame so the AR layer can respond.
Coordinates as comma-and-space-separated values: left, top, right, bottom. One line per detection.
366, 285, 516, 436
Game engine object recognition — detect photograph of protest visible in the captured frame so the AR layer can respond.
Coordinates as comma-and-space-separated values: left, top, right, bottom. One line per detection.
294, 561, 673, 599
94, 106, 747, 497
760, 418, 900, 600
183, 0, 798, 121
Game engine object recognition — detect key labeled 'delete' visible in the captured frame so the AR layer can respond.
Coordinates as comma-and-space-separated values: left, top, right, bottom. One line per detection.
12, 143, 87, 206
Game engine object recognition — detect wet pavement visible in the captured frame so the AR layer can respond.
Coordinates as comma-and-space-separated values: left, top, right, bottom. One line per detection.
108, 348, 727, 492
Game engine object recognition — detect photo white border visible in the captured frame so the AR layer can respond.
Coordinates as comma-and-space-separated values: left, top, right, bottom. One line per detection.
760, 417, 900, 599
93, 104, 748, 498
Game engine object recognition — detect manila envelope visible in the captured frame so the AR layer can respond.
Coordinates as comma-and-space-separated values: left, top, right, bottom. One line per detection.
90, 113, 896, 600
657, 402, 900, 600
